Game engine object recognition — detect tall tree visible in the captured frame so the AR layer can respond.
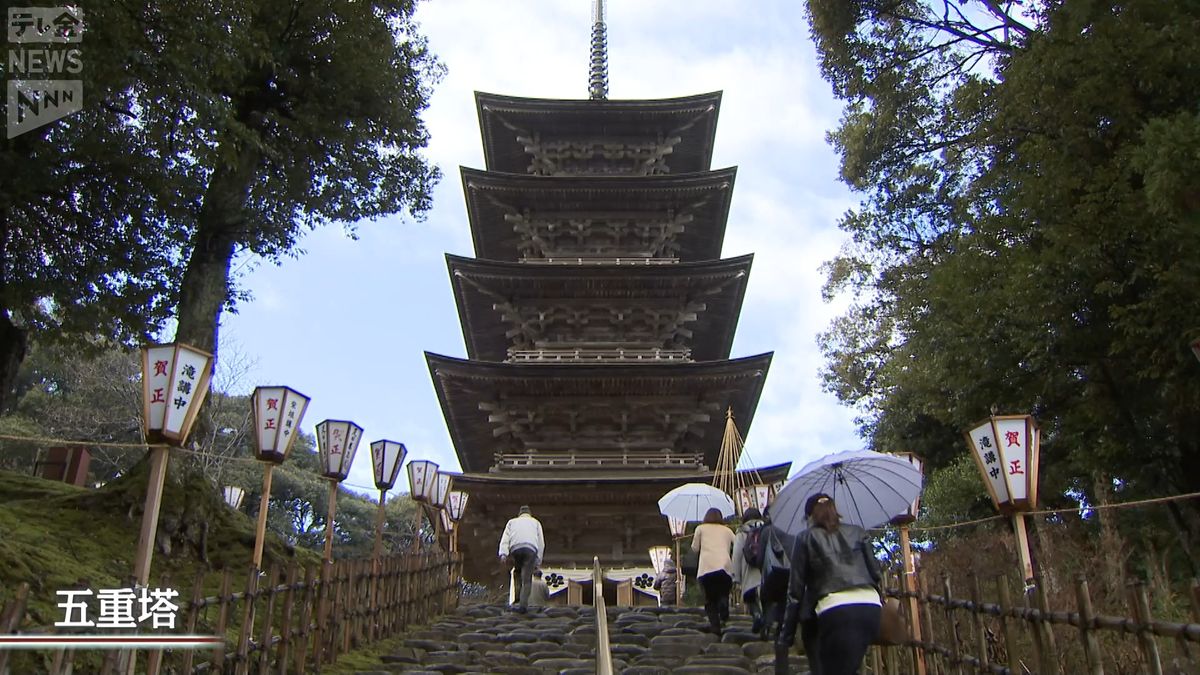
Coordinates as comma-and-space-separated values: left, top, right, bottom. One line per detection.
0, 0, 442, 412
812, 1, 1200, 563
122, 0, 442, 357
0, 3, 187, 412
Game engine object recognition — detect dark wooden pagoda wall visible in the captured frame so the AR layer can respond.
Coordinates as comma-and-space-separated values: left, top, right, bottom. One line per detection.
430, 92, 780, 580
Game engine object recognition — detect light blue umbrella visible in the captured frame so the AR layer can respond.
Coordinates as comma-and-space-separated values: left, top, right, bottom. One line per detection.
658, 483, 736, 522
771, 450, 923, 535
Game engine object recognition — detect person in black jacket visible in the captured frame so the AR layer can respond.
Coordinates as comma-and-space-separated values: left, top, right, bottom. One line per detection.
780, 493, 882, 675
759, 511, 791, 641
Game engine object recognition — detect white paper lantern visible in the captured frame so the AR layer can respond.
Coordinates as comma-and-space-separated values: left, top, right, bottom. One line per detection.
754, 484, 773, 511
370, 440, 408, 491
733, 486, 754, 516
406, 460, 439, 502
140, 342, 213, 444
648, 546, 671, 575
890, 452, 924, 524
668, 517, 687, 538
222, 486, 245, 510
251, 386, 311, 463
432, 472, 452, 508
315, 419, 364, 482
446, 490, 469, 522
965, 415, 1041, 512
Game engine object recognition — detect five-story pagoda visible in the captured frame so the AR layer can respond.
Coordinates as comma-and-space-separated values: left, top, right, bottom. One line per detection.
427, 2, 788, 601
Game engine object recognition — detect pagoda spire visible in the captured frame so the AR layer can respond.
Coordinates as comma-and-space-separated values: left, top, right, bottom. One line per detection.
588, 0, 609, 100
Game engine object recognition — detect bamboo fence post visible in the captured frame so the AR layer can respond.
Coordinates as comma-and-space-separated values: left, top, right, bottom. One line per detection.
144, 572, 170, 675
235, 565, 258, 673
942, 573, 965, 675
394, 555, 405, 631
294, 565, 317, 675
180, 574, 205, 674
380, 556, 392, 636
1022, 581, 1047, 672
336, 560, 349, 657
0, 583, 30, 675
1190, 578, 1200, 623
350, 560, 361, 648
257, 564, 280, 674
918, 571, 942, 675
212, 569, 234, 673
400, 555, 412, 630
900, 523, 927, 675
100, 646, 120, 675
1074, 574, 1104, 675
377, 558, 385, 639
969, 574, 990, 672
327, 562, 343, 664
359, 559, 369, 645
340, 561, 352, 655
277, 562, 298, 675
311, 562, 330, 668
1128, 581, 1163, 675
1034, 573, 1060, 674
48, 638, 72, 675
996, 575, 1020, 675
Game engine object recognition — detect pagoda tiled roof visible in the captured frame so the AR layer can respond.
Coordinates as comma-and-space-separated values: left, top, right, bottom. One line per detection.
475, 91, 722, 175
446, 253, 752, 362
460, 167, 735, 262
425, 352, 772, 474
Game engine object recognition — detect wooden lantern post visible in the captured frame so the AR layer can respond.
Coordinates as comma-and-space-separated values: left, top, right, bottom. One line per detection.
966, 415, 1042, 589
132, 342, 213, 675
406, 460, 439, 552
249, 387, 311, 568
315, 419, 364, 564
368, 440, 408, 561
134, 343, 213, 585
890, 452, 927, 675
669, 516, 687, 606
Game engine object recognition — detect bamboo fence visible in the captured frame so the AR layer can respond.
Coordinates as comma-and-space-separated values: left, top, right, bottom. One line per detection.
867, 570, 1200, 675
0, 551, 462, 675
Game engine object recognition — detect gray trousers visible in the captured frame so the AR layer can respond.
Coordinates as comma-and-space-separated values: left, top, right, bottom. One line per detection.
509, 546, 537, 608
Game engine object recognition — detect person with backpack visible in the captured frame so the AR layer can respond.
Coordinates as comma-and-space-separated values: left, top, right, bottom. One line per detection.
731, 506, 768, 635
759, 509, 792, 641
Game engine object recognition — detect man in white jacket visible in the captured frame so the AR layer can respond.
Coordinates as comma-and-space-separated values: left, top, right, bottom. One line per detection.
498, 505, 544, 612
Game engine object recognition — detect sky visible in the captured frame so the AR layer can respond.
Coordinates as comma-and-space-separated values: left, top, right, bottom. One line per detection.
218, 0, 863, 498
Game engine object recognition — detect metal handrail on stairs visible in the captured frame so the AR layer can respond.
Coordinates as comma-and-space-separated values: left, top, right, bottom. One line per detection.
593, 556, 614, 675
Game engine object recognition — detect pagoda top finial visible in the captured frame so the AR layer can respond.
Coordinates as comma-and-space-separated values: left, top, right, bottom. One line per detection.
588, 0, 609, 100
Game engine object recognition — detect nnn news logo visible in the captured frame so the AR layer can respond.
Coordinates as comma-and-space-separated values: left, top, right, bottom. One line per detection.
6, 6, 84, 139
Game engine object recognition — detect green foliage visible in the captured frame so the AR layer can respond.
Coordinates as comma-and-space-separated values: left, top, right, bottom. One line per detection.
0, 0, 443, 410
918, 454, 995, 537
811, 0, 1200, 570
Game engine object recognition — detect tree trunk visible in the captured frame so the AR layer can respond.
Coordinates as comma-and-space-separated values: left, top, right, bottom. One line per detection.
172, 147, 261, 359
0, 311, 27, 413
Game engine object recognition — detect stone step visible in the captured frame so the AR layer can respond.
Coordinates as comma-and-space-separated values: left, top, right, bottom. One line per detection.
362, 603, 814, 674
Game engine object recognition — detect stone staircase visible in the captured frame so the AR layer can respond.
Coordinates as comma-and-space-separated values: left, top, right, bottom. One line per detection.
353, 604, 812, 674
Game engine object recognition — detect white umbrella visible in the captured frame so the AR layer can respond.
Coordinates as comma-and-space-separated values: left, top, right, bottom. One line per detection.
771, 450, 923, 535
658, 483, 736, 522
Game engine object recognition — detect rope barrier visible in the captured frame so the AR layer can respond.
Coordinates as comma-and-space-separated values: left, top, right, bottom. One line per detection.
901, 490, 1200, 534
5, 431, 1199, 527
0, 432, 395, 496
